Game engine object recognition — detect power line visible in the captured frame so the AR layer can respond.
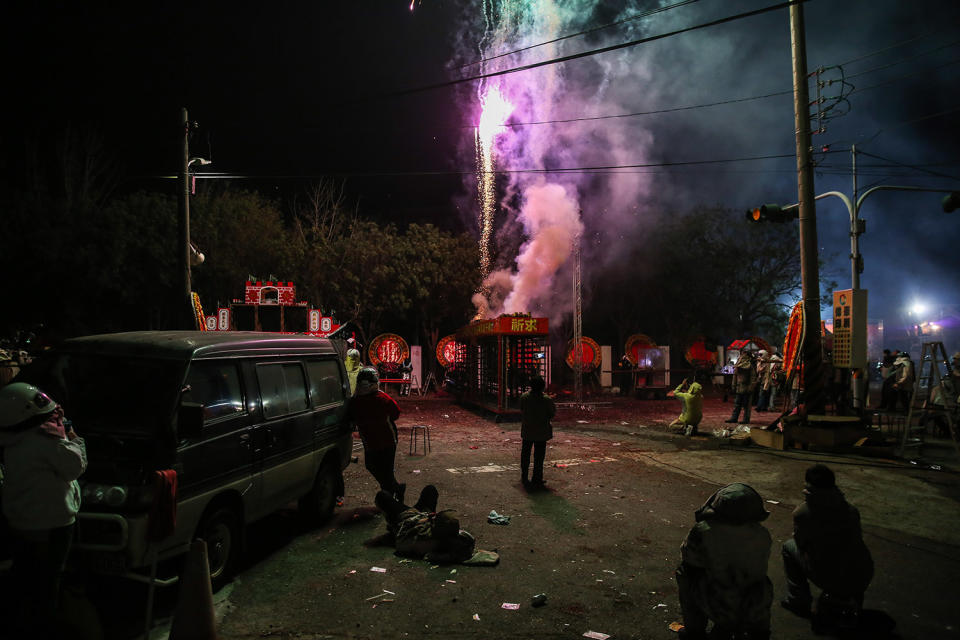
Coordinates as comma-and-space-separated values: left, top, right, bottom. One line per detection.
157, 150, 846, 181
848, 58, 960, 96
842, 39, 960, 80
488, 89, 793, 129
460, 0, 702, 69
825, 28, 956, 68
857, 149, 960, 182
353, 0, 805, 103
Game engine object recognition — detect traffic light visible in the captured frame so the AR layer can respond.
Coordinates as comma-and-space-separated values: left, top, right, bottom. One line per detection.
745, 204, 796, 223
942, 192, 960, 213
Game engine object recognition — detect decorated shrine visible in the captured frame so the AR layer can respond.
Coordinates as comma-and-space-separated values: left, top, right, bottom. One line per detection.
453, 313, 549, 417
201, 280, 340, 337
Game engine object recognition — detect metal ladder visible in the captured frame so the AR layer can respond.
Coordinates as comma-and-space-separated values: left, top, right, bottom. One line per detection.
899, 341, 960, 460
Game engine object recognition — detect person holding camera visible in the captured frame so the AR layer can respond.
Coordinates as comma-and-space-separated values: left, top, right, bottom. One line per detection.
0, 382, 87, 638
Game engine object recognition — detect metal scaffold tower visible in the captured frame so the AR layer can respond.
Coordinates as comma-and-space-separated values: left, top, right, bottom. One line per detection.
573, 236, 583, 405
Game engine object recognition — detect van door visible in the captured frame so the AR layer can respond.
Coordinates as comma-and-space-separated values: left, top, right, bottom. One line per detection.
305, 358, 349, 449
253, 361, 316, 511
179, 360, 256, 505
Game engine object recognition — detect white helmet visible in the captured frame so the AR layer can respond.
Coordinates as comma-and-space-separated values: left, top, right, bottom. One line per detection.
0, 382, 57, 429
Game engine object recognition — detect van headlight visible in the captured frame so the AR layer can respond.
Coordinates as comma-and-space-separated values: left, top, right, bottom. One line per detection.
82, 483, 129, 507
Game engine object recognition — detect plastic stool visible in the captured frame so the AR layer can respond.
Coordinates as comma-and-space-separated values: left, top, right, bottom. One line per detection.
409, 424, 431, 455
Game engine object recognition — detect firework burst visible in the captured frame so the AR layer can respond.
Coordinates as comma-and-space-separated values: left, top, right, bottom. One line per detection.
475, 86, 513, 280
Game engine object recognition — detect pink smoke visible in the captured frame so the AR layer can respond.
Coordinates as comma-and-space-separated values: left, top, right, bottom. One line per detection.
476, 182, 582, 317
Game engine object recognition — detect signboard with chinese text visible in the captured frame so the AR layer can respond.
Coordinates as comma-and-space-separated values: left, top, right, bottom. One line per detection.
458, 315, 549, 339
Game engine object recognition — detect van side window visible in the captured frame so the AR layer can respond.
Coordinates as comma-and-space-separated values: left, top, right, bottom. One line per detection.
257, 362, 310, 419
183, 361, 244, 421
306, 360, 345, 407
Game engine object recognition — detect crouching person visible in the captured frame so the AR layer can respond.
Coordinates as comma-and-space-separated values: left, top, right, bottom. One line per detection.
676, 483, 773, 640
669, 379, 703, 435
375, 485, 476, 564
781, 464, 873, 633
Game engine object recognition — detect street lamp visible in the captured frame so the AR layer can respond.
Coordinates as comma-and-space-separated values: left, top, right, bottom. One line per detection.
178, 109, 211, 329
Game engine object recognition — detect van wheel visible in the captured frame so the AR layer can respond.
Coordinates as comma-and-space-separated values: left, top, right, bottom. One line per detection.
197, 505, 240, 591
300, 462, 341, 524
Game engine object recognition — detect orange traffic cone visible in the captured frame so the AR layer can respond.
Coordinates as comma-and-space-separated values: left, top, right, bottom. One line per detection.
169, 539, 218, 640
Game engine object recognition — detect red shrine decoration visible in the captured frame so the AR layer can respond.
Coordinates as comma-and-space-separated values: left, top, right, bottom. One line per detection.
204, 280, 340, 337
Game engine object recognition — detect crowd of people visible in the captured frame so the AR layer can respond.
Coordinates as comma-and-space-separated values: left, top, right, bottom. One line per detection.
3, 338, 944, 638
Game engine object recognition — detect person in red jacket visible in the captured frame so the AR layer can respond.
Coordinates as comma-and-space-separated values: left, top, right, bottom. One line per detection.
346, 367, 404, 503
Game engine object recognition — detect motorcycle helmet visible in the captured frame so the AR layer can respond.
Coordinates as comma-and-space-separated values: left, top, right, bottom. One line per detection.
0, 382, 57, 429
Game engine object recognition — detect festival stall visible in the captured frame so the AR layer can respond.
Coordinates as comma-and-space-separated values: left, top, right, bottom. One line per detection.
622, 333, 671, 397
453, 314, 549, 418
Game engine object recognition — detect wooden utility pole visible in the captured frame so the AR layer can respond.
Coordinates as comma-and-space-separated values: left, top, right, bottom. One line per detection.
789, 1, 826, 414
178, 107, 192, 329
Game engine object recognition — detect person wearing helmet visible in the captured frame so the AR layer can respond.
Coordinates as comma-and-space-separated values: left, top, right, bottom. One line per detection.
676, 483, 773, 640
891, 352, 915, 412
669, 379, 703, 436
344, 348, 362, 396
0, 382, 87, 637
345, 367, 405, 503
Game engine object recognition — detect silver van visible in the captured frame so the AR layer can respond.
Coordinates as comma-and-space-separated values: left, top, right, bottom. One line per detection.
16, 331, 352, 587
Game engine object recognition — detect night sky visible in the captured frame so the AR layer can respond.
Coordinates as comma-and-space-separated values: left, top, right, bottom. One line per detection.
4, 0, 959, 342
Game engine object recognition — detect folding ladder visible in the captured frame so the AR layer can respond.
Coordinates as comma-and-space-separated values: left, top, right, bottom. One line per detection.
899, 341, 959, 460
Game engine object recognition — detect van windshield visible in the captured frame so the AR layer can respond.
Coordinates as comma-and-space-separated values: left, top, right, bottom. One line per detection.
18, 353, 185, 437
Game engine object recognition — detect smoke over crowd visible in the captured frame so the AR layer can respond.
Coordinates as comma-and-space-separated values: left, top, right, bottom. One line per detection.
456, 0, 960, 330
465, 1, 655, 324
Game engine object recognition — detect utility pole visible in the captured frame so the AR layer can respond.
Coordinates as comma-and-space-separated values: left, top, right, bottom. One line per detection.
178, 107, 192, 329
789, 1, 826, 414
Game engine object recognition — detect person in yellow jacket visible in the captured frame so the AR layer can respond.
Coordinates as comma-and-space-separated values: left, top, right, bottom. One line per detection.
670, 379, 703, 435
344, 348, 362, 396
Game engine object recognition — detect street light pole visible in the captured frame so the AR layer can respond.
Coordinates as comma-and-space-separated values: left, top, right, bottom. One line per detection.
851, 144, 860, 289
789, 0, 827, 415
178, 107, 192, 329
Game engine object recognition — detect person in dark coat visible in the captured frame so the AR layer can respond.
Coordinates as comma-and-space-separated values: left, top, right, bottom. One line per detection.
726, 351, 758, 424
781, 464, 874, 626
346, 367, 405, 503
676, 483, 773, 640
519, 375, 555, 489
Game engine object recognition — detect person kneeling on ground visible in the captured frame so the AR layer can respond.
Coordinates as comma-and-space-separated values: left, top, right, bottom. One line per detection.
375, 485, 477, 564
669, 379, 703, 435
781, 464, 873, 633
676, 483, 773, 640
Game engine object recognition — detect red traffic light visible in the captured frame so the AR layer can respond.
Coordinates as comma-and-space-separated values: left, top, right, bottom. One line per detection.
745, 204, 794, 223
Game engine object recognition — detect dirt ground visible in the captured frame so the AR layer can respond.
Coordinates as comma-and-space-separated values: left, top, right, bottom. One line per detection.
6, 391, 956, 639
208, 392, 960, 640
